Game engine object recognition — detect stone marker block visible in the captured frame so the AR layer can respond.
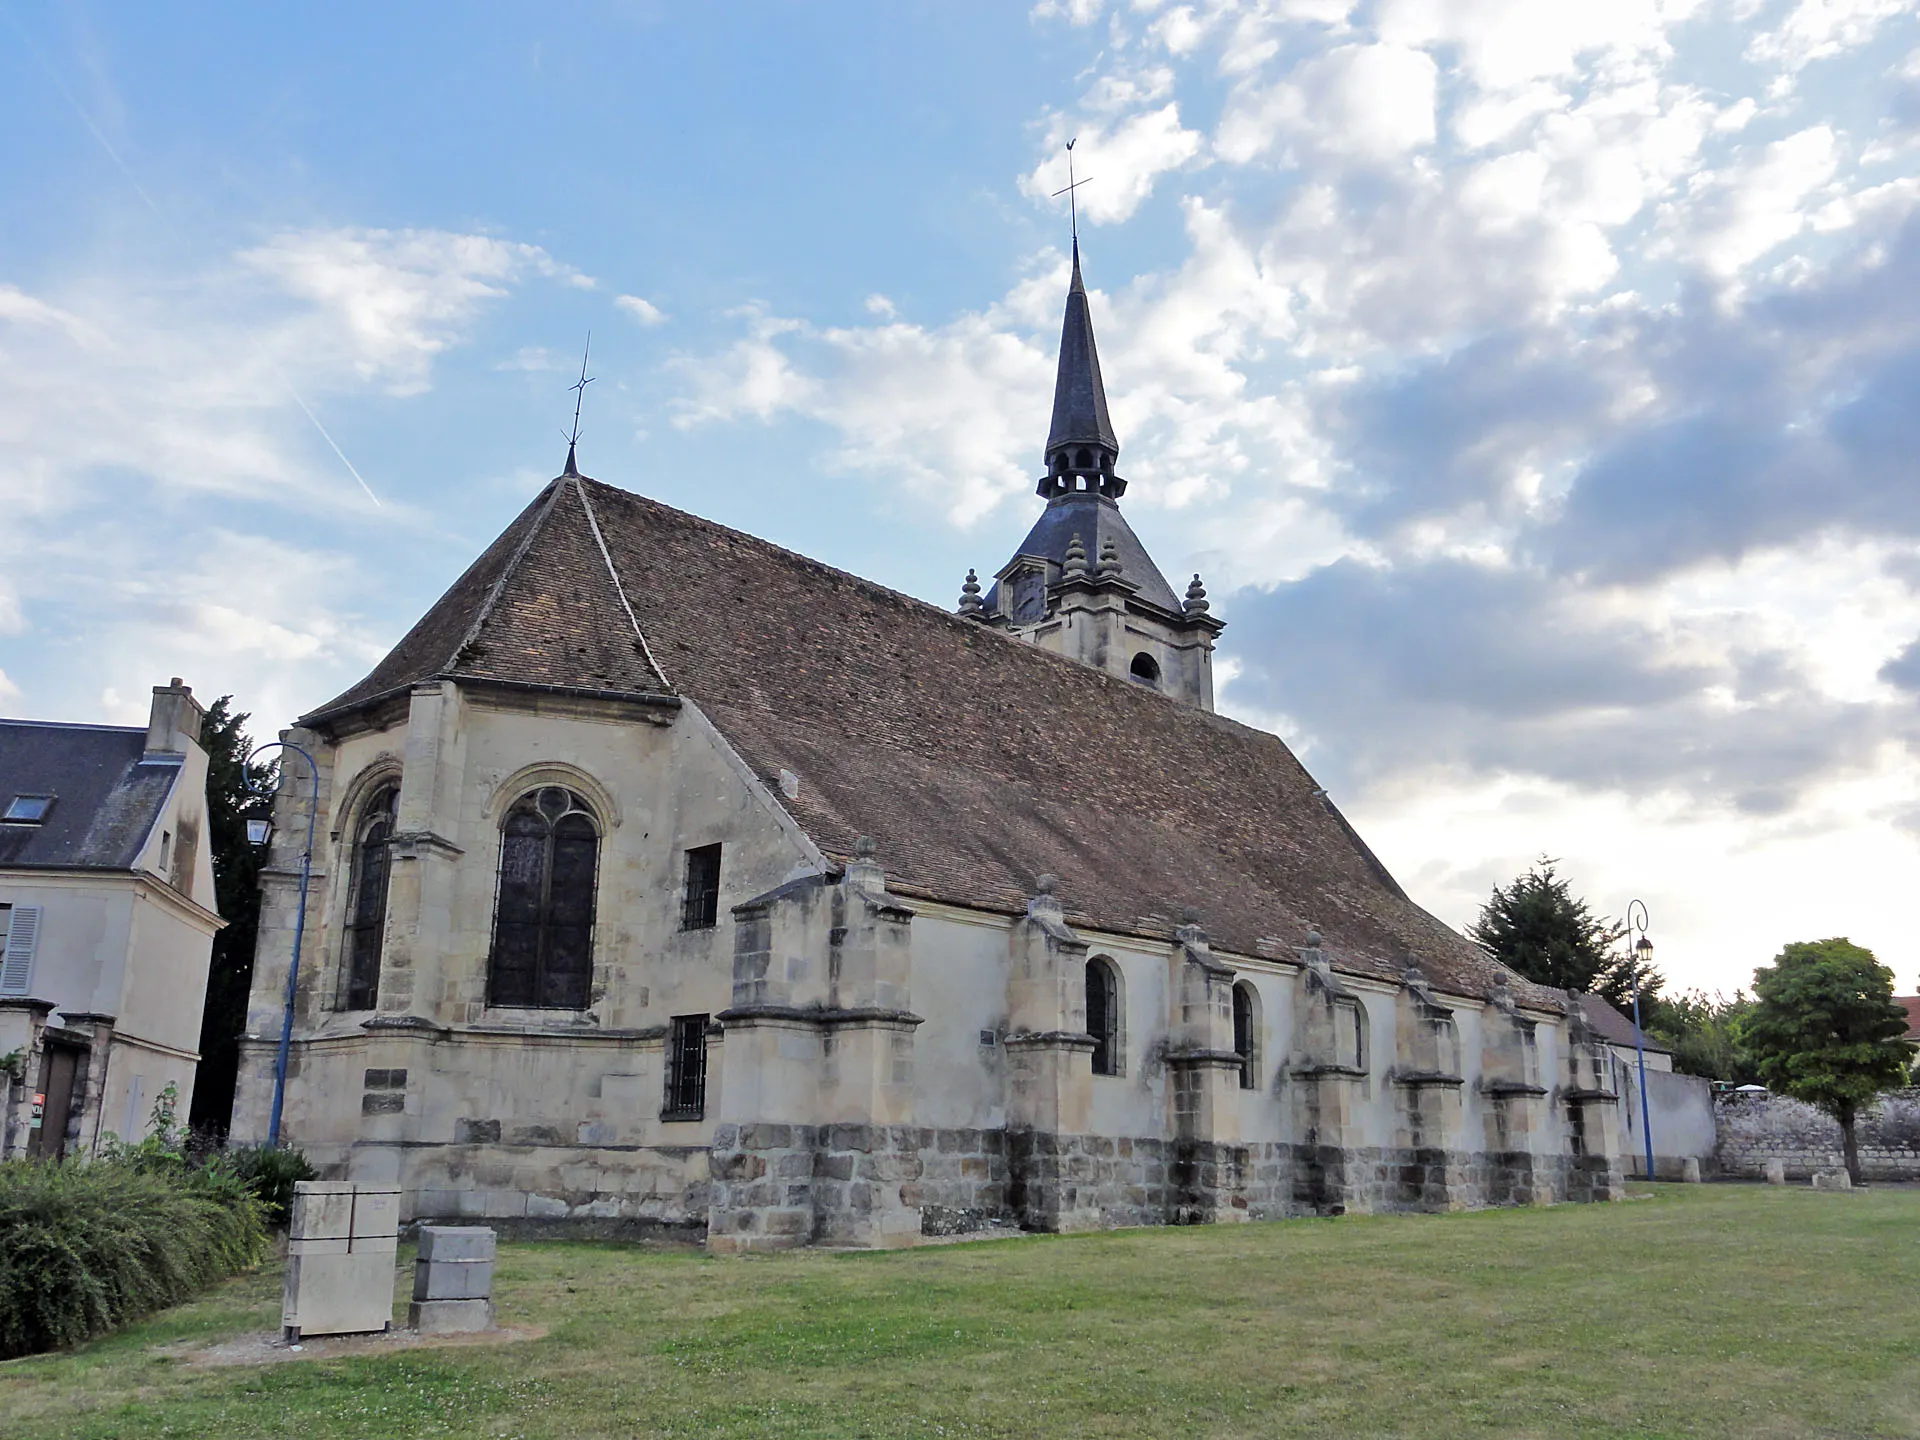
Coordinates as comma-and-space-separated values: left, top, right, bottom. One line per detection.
352, 1187, 403, 1240
417, 1225, 496, 1263
1764, 1159, 1786, 1185
283, 1249, 394, 1337
414, 1258, 495, 1301
1812, 1169, 1852, 1191
1681, 1157, 1702, 1184
290, 1182, 355, 1241
286, 1235, 350, 1259
409, 1297, 493, 1334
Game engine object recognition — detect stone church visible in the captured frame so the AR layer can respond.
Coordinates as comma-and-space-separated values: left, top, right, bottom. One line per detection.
232, 243, 1626, 1247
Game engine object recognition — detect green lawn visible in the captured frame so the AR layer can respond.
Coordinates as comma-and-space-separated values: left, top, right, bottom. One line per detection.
4, 1184, 1917, 1439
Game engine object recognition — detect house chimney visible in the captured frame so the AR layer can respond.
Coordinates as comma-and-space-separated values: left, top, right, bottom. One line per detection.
145, 678, 206, 757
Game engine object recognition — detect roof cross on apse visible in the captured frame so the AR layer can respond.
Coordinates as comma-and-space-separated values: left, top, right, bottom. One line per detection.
563, 333, 593, 476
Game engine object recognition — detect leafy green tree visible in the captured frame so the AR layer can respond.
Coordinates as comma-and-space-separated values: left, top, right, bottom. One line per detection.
1648, 990, 1759, 1084
1744, 938, 1912, 1184
1469, 858, 1657, 1013
187, 698, 275, 1135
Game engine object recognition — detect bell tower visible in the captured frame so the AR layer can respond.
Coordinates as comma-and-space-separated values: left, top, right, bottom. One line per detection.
960, 241, 1223, 710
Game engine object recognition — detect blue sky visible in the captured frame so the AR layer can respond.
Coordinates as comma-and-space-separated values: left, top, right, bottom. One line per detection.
4, 0, 1920, 996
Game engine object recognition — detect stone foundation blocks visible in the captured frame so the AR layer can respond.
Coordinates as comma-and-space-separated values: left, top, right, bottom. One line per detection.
409, 1225, 495, 1334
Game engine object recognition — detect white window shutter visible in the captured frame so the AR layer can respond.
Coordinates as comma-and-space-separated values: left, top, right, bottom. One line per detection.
0, 906, 42, 995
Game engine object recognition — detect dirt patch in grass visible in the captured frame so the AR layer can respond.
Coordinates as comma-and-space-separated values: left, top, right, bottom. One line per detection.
158, 1323, 548, 1369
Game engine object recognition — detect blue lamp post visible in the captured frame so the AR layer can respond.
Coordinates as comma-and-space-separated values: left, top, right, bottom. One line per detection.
1625, 899, 1656, 1183
244, 740, 320, 1149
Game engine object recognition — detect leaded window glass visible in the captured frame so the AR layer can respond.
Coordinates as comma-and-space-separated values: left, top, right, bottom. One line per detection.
339, 783, 397, 1010
487, 787, 599, 1009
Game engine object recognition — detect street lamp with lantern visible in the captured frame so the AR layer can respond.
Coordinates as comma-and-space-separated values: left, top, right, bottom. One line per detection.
1625, 899, 1656, 1183
243, 740, 321, 1149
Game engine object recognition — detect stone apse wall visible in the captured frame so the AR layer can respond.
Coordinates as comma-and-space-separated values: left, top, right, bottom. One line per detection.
1715, 1089, 1920, 1181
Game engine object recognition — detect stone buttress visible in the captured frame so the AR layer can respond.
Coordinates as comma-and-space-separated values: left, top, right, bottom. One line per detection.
709, 838, 924, 1251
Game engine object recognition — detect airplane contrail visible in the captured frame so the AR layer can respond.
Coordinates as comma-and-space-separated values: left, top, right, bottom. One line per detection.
2, 6, 384, 508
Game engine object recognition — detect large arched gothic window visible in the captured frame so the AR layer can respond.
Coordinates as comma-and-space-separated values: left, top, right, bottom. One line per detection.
338, 783, 397, 1010
1087, 956, 1124, 1077
488, 787, 600, 1010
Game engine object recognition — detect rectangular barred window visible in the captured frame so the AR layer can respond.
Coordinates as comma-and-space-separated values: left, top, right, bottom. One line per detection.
662, 1014, 709, 1121
681, 843, 722, 931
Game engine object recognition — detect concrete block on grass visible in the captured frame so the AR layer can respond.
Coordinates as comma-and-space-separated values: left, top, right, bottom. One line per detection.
416, 1225, 497, 1263
409, 1298, 493, 1334
414, 1258, 495, 1301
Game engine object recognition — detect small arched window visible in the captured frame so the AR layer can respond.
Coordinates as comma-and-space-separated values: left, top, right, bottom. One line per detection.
1337, 998, 1368, 1072
488, 786, 600, 1010
1232, 980, 1260, 1090
1129, 652, 1160, 688
339, 783, 397, 1010
1087, 956, 1123, 1077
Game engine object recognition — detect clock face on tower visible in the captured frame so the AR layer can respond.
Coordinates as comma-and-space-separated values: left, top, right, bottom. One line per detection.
1010, 569, 1046, 624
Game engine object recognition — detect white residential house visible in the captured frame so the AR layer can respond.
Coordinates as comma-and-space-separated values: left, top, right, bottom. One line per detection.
0, 681, 223, 1158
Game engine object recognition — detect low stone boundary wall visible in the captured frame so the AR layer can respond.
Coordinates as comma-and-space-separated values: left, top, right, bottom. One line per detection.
1715, 1089, 1920, 1181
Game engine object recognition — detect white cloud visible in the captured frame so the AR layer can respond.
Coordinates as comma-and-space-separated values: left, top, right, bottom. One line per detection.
615, 293, 666, 325
1217, 43, 1438, 164
0, 225, 581, 730
1024, 102, 1206, 224
1374, 0, 1704, 90
1748, 0, 1913, 73
239, 228, 587, 396
675, 298, 1051, 524
1668, 125, 1843, 277
0, 669, 20, 706
1031, 0, 1105, 24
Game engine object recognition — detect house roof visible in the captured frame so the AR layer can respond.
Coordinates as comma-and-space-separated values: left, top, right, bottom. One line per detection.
0, 721, 178, 871
1572, 992, 1671, 1053
1897, 996, 1920, 1041
306, 472, 1561, 1011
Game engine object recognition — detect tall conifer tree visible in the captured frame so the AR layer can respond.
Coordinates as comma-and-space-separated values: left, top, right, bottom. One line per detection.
1469, 859, 1654, 1012
188, 697, 275, 1135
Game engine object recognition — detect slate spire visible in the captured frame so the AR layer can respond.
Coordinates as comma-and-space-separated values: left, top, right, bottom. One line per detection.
1040, 239, 1124, 499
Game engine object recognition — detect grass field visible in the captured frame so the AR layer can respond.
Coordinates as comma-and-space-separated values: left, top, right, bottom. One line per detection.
4, 1184, 1917, 1439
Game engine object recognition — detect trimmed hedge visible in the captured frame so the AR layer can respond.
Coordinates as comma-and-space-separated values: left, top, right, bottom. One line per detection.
0, 1158, 268, 1359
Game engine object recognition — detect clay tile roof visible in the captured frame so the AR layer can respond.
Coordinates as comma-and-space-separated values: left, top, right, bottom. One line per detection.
1896, 996, 1920, 1041
312, 473, 1558, 1009
1572, 992, 1671, 1053
305, 479, 671, 721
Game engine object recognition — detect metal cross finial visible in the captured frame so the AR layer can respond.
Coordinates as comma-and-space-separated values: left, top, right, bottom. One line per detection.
1052, 137, 1093, 245
567, 332, 594, 450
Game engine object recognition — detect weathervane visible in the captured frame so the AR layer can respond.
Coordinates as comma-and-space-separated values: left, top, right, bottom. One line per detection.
1051, 137, 1092, 245
563, 332, 593, 476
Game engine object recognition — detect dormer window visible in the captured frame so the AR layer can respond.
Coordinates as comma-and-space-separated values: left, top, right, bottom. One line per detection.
3, 795, 52, 824
1129, 653, 1160, 688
